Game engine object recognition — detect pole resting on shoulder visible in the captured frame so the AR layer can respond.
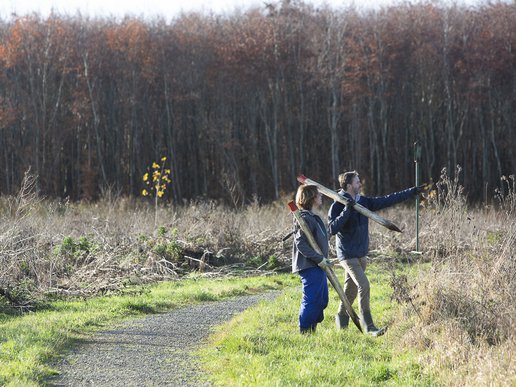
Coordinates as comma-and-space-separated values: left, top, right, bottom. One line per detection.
297, 175, 402, 233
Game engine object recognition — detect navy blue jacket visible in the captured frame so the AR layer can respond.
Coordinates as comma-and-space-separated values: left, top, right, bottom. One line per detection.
292, 210, 329, 273
328, 187, 417, 260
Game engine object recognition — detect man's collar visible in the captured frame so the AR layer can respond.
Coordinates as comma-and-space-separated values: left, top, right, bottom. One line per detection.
339, 190, 360, 201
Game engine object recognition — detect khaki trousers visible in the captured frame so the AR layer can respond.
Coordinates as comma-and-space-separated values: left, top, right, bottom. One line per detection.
337, 257, 370, 315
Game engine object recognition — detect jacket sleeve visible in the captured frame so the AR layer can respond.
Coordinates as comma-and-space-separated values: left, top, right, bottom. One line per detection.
328, 200, 353, 235
293, 218, 325, 264
368, 187, 417, 212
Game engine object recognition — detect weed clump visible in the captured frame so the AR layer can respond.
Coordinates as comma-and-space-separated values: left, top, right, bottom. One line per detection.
0, 174, 291, 305
390, 166, 515, 385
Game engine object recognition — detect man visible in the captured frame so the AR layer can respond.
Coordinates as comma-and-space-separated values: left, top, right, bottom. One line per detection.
328, 170, 421, 336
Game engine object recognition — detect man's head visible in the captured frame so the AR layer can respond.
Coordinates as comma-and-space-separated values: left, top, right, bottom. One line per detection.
338, 170, 361, 196
296, 184, 321, 210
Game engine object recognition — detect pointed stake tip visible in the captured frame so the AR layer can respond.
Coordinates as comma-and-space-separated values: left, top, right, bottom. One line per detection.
386, 223, 403, 232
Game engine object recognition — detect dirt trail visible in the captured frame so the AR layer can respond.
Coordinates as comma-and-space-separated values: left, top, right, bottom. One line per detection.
49, 292, 279, 386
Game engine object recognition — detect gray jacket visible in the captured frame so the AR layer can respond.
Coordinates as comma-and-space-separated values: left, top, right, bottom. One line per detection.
291, 210, 329, 273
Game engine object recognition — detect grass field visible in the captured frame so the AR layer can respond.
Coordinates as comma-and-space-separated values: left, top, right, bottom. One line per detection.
1, 264, 440, 386
201, 263, 437, 386
1, 169, 514, 385
0, 275, 296, 385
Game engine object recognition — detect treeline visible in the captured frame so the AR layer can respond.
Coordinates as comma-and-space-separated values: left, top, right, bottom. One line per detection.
0, 0, 514, 203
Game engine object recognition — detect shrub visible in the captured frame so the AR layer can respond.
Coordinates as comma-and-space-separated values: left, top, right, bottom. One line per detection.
392, 166, 515, 385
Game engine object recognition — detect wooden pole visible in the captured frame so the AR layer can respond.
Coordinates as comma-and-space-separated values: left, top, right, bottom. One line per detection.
297, 175, 402, 233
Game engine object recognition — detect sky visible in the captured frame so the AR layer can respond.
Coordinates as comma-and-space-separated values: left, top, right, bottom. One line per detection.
0, 0, 498, 20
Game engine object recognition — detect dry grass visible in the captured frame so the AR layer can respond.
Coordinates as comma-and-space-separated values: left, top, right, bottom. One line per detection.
1, 168, 514, 385
389, 168, 515, 385
0, 177, 293, 304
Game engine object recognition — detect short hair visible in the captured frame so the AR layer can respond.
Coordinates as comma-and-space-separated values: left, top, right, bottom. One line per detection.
338, 170, 359, 190
295, 184, 319, 210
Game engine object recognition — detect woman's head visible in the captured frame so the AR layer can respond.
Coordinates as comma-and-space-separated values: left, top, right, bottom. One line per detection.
295, 184, 321, 210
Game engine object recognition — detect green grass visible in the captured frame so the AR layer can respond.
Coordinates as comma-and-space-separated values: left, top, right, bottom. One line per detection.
0, 274, 297, 386
200, 263, 437, 386
0, 263, 436, 386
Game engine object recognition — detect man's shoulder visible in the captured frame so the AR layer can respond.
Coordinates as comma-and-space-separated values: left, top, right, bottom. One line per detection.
328, 200, 345, 215
356, 194, 371, 205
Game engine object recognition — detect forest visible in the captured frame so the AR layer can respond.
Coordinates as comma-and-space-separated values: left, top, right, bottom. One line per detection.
0, 0, 514, 203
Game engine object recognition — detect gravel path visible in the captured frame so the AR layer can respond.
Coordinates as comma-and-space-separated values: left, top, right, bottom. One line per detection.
49, 292, 280, 386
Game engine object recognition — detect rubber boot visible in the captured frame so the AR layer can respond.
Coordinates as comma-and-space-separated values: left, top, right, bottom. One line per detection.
360, 310, 386, 337
300, 324, 316, 334
335, 312, 349, 330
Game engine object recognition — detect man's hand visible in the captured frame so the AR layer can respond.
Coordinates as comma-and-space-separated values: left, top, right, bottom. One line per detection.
415, 182, 434, 205
415, 182, 432, 195
318, 257, 333, 269
345, 197, 356, 209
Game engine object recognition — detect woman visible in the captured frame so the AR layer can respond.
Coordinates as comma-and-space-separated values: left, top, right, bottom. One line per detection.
292, 184, 332, 334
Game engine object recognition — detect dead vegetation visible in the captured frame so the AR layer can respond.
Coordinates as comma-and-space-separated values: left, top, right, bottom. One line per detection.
1, 168, 514, 385
0, 173, 294, 305
388, 168, 515, 385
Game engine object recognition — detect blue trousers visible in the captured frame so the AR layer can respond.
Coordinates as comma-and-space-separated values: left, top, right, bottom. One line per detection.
299, 266, 329, 329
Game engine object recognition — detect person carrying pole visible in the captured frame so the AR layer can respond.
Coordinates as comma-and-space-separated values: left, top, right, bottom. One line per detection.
328, 170, 424, 336
291, 184, 332, 334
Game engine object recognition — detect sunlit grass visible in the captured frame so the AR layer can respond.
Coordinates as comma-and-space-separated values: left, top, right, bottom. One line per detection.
0, 275, 297, 386
200, 263, 436, 386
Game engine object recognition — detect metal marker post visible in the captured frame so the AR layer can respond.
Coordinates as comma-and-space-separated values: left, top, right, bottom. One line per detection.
414, 142, 422, 252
